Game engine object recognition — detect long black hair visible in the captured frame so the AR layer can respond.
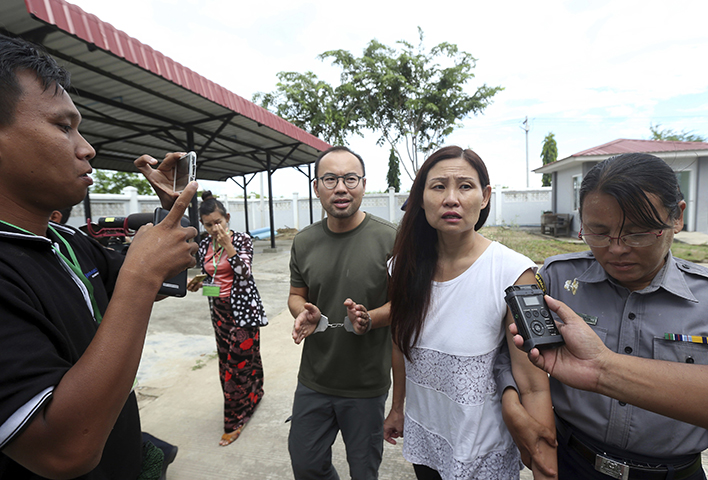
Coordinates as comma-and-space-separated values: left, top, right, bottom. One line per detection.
389, 146, 491, 360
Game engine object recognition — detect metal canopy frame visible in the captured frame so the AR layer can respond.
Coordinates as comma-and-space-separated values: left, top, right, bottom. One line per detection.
0, 0, 329, 247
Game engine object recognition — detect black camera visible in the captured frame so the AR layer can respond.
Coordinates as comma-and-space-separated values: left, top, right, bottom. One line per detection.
504, 284, 564, 352
88, 208, 189, 297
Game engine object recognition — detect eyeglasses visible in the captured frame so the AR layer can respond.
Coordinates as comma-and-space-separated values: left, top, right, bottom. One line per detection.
317, 173, 364, 190
578, 226, 664, 248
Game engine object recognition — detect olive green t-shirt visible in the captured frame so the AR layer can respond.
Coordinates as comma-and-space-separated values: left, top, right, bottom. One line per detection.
290, 213, 396, 398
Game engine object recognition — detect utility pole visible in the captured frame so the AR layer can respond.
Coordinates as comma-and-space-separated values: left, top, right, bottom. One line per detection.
521, 116, 530, 188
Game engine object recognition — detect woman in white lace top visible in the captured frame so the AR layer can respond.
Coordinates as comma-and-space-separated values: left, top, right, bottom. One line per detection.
384, 146, 557, 480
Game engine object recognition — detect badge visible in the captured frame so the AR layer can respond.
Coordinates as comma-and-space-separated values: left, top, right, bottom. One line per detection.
578, 312, 598, 326
202, 283, 221, 297
564, 278, 579, 295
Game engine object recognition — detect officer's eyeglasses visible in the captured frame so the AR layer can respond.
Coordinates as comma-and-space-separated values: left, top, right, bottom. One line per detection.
578, 226, 664, 248
317, 174, 364, 190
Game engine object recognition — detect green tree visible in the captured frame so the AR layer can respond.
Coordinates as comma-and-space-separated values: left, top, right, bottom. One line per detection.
650, 124, 706, 143
254, 28, 503, 181
252, 72, 359, 146
540, 132, 557, 187
90, 170, 152, 195
387, 147, 401, 192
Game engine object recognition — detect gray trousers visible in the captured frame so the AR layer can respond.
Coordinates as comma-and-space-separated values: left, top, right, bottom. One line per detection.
288, 382, 387, 480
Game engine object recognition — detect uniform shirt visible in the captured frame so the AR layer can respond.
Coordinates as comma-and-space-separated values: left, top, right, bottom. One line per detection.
0, 222, 142, 479
290, 213, 396, 398
496, 250, 708, 458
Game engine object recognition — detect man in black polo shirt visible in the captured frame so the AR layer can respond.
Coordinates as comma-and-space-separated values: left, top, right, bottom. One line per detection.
0, 33, 198, 479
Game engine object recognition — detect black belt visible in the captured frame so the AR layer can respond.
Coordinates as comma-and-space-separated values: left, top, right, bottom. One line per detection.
555, 414, 702, 480
566, 433, 702, 480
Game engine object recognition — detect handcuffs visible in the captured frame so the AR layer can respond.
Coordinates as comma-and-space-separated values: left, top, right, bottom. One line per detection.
313, 313, 372, 335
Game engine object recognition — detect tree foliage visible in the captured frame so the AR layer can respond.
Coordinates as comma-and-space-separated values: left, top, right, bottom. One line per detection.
254, 28, 503, 181
252, 71, 359, 146
90, 170, 152, 195
540, 132, 557, 187
650, 124, 706, 143
387, 147, 401, 192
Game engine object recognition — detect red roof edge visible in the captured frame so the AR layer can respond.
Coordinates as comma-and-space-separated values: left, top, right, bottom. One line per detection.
23, 0, 331, 152
571, 138, 708, 157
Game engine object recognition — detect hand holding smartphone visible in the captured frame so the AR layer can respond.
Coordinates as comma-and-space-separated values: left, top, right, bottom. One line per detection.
174, 151, 197, 193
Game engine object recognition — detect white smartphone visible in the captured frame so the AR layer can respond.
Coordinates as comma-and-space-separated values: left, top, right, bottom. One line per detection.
173, 151, 197, 193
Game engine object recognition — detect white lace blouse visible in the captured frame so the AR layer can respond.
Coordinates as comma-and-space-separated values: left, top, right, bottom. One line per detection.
402, 241, 535, 479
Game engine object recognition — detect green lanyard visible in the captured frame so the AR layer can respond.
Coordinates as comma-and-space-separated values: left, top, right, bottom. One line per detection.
48, 225, 103, 323
211, 239, 225, 277
0, 220, 102, 323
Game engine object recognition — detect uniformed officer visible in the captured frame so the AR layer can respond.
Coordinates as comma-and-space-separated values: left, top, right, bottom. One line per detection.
498, 152, 708, 479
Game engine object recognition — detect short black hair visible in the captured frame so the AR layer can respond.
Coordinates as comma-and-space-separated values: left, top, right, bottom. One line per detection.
579, 152, 684, 230
314, 146, 365, 178
0, 33, 71, 126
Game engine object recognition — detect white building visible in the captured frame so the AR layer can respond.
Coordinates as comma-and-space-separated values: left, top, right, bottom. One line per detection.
534, 139, 708, 234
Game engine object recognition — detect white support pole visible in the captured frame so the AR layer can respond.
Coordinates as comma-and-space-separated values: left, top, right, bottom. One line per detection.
388, 187, 396, 223
523, 116, 530, 188
123, 186, 139, 215
292, 193, 299, 230
494, 185, 503, 226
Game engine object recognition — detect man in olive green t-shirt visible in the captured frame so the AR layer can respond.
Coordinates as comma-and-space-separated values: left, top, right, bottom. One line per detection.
288, 146, 396, 479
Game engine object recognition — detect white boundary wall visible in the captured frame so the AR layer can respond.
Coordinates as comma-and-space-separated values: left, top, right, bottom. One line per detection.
67, 186, 553, 233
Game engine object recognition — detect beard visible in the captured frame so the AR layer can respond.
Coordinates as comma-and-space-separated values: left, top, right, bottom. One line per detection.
323, 196, 361, 219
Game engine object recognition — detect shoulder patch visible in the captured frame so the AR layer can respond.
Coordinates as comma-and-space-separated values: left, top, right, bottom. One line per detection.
535, 272, 548, 294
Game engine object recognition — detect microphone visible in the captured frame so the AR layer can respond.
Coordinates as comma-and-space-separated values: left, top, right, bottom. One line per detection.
96, 213, 154, 232
126, 213, 155, 231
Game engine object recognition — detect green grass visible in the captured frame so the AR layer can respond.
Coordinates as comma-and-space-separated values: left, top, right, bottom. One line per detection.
192, 352, 218, 371
479, 226, 708, 264
671, 242, 708, 263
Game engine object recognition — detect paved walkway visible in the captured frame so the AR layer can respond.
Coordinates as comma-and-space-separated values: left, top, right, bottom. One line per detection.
137, 240, 422, 480
137, 237, 708, 479
676, 230, 708, 246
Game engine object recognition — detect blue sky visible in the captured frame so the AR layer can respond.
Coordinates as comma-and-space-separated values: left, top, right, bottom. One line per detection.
70, 0, 708, 197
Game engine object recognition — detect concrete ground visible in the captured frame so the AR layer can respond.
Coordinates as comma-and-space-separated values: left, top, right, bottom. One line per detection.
137, 236, 708, 480
675, 230, 708, 245
137, 239, 425, 480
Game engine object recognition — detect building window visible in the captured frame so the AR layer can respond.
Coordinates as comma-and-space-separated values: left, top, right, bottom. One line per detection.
573, 175, 582, 211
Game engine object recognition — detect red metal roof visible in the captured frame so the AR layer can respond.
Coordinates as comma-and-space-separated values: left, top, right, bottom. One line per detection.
23, 0, 329, 152
572, 138, 708, 157
534, 138, 708, 175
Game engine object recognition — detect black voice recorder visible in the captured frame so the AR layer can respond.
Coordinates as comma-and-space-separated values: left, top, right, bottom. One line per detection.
504, 284, 564, 352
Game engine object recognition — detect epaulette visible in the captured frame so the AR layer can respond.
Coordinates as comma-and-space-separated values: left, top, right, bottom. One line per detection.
542, 250, 595, 268
675, 258, 708, 279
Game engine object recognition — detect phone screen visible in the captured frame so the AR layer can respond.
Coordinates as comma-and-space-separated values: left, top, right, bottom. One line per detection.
174, 151, 196, 193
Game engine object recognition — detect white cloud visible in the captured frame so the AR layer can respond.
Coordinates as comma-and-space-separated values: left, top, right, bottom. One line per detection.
69, 0, 708, 195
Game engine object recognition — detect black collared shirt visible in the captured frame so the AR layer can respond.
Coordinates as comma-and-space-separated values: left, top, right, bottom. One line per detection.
0, 222, 141, 479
